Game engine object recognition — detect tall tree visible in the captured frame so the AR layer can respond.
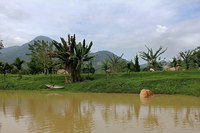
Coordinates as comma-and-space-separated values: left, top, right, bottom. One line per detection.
74, 40, 95, 81
179, 50, 194, 70
140, 45, 167, 69
52, 34, 94, 82
27, 40, 53, 74
134, 55, 140, 72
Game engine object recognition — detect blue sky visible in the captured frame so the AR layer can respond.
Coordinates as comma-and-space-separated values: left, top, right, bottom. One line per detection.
0, 0, 200, 62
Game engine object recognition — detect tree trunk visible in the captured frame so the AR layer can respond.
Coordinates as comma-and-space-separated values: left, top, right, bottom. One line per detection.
65, 63, 82, 83
77, 65, 81, 81
186, 60, 189, 70
67, 65, 77, 83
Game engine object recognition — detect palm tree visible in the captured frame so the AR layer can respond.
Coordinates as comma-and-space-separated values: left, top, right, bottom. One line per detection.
139, 45, 167, 69
13, 57, 24, 71
52, 34, 94, 82
107, 54, 123, 72
101, 58, 110, 73
52, 35, 73, 82
179, 50, 194, 70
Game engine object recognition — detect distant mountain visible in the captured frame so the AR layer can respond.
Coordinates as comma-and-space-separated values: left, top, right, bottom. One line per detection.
0, 36, 168, 71
139, 60, 170, 69
0, 36, 121, 70
91, 50, 123, 70
140, 63, 147, 69
0, 36, 53, 63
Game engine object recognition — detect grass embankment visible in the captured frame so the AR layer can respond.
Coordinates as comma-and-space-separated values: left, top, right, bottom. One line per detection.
0, 71, 200, 96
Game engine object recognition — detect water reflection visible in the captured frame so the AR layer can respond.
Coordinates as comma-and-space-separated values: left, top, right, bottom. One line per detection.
0, 91, 199, 133
140, 97, 153, 104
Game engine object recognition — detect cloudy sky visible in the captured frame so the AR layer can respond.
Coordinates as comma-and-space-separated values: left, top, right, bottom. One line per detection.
0, 0, 200, 62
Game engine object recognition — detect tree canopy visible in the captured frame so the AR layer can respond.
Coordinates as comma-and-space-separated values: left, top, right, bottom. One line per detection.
27, 40, 53, 74
52, 34, 95, 82
13, 57, 24, 71
140, 45, 167, 69
179, 50, 194, 70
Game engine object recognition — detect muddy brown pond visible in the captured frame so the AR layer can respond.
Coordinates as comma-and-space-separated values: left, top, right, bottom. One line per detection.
0, 91, 200, 133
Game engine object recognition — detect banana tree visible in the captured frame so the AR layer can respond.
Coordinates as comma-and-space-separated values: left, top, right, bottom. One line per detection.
102, 58, 110, 73
52, 34, 95, 83
74, 40, 94, 81
52, 35, 74, 82
140, 45, 167, 69
107, 54, 124, 72
179, 50, 194, 70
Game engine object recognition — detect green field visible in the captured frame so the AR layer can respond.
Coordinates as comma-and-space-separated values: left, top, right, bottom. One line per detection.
0, 71, 200, 96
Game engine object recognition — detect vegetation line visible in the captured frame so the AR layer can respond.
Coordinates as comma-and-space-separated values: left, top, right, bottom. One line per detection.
1, 34, 200, 97
0, 71, 200, 97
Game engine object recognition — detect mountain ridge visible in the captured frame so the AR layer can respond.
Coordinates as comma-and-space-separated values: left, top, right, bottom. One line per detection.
0, 36, 124, 70
0, 36, 53, 63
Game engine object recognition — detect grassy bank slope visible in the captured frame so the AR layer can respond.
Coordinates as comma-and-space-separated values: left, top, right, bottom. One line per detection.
0, 71, 200, 96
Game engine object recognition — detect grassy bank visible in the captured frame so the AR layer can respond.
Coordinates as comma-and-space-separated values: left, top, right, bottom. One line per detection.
0, 71, 200, 96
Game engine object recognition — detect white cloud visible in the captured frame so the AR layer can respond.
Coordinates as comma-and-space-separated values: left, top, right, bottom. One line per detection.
156, 25, 168, 33
0, 0, 200, 63
14, 37, 26, 44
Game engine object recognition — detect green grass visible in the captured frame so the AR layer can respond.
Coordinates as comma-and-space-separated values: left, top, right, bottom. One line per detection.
0, 70, 200, 96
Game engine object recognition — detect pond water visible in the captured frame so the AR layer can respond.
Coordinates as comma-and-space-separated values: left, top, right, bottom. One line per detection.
0, 91, 200, 133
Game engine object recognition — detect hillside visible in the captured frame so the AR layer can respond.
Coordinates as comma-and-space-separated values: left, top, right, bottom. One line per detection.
91, 50, 122, 70
0, 36, 53, 63
0, 36, 121, 70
